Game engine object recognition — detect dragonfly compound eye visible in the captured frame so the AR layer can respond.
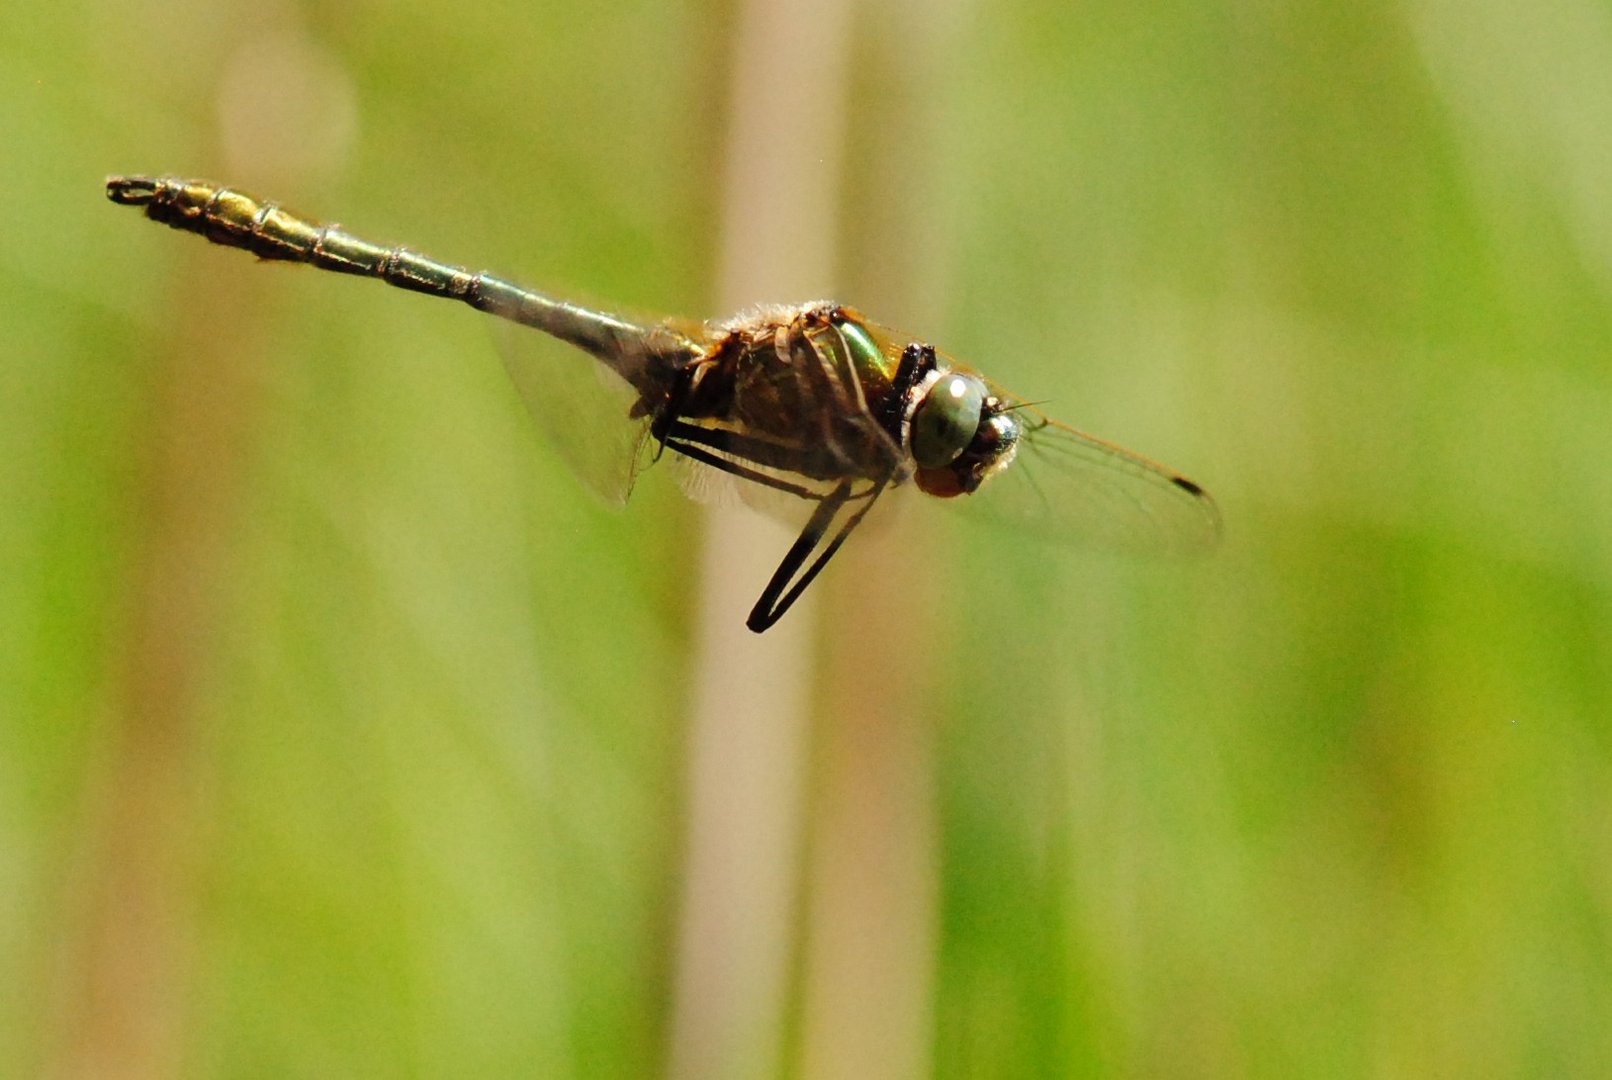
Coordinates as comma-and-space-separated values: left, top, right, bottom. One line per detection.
911, 373, 987, 468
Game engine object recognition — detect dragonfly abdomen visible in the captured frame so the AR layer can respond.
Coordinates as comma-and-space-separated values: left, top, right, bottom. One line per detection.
108, 176, 453, 285
105, 176, 693, 399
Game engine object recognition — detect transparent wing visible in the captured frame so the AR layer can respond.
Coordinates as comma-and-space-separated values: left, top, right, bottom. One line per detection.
491, 316, 653, 505
671, 451, 748, 509
972, 397, 1221, 554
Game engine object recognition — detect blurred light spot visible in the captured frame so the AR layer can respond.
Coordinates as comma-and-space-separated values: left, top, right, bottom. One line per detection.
216, 32, 358, 189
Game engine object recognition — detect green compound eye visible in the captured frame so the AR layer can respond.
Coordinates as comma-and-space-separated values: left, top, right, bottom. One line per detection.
911, 373, 986, 468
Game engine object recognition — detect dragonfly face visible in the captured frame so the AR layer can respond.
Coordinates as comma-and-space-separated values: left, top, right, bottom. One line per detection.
107, 175, 1220, 633
909, 370, 1021, 496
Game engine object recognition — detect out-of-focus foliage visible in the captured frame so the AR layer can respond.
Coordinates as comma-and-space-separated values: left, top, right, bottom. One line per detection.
3, 0, 1609, 1076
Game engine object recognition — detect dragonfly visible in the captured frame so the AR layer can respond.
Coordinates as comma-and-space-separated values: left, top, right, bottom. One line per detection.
106, 175, 1220, 632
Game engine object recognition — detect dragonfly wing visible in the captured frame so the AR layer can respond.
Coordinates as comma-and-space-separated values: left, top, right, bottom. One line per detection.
492, 316, 654, 504
972, 400, 1221, 554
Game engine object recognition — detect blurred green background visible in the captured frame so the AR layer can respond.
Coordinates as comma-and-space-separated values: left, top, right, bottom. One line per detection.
5, 0, 1611, 1076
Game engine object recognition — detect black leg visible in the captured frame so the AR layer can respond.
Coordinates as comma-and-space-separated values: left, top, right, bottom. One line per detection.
745, 473, 893, 633
876, 343, 937, 441
663, 420, 824, 477
661, 437, 825, 501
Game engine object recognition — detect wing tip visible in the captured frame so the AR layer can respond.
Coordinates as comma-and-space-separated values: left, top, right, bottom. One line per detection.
1171, 475, 1205, 497
1165, 473, 1224, 551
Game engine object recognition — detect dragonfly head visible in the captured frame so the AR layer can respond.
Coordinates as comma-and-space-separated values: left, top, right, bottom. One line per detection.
910, 372, 1021, 497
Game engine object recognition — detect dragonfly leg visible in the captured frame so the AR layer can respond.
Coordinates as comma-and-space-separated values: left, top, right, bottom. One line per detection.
663, 420, 834, 477
648, 358, 711, 461
745, 472, 893, 633
661, 436, 826, 501
876, 342, 937, 439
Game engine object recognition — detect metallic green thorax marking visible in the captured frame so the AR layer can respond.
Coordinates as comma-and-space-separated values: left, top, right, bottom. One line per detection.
836, 317, 899, 387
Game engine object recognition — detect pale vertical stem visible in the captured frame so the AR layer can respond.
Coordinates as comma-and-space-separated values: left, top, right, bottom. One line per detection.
48, 248, 259, 1080
795, 1, 967, 1076
798, 620, 937, 1080
664, 0, 855, 1076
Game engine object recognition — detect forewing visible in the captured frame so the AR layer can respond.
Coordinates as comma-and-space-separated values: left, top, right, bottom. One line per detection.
973, 398, 1221, 554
